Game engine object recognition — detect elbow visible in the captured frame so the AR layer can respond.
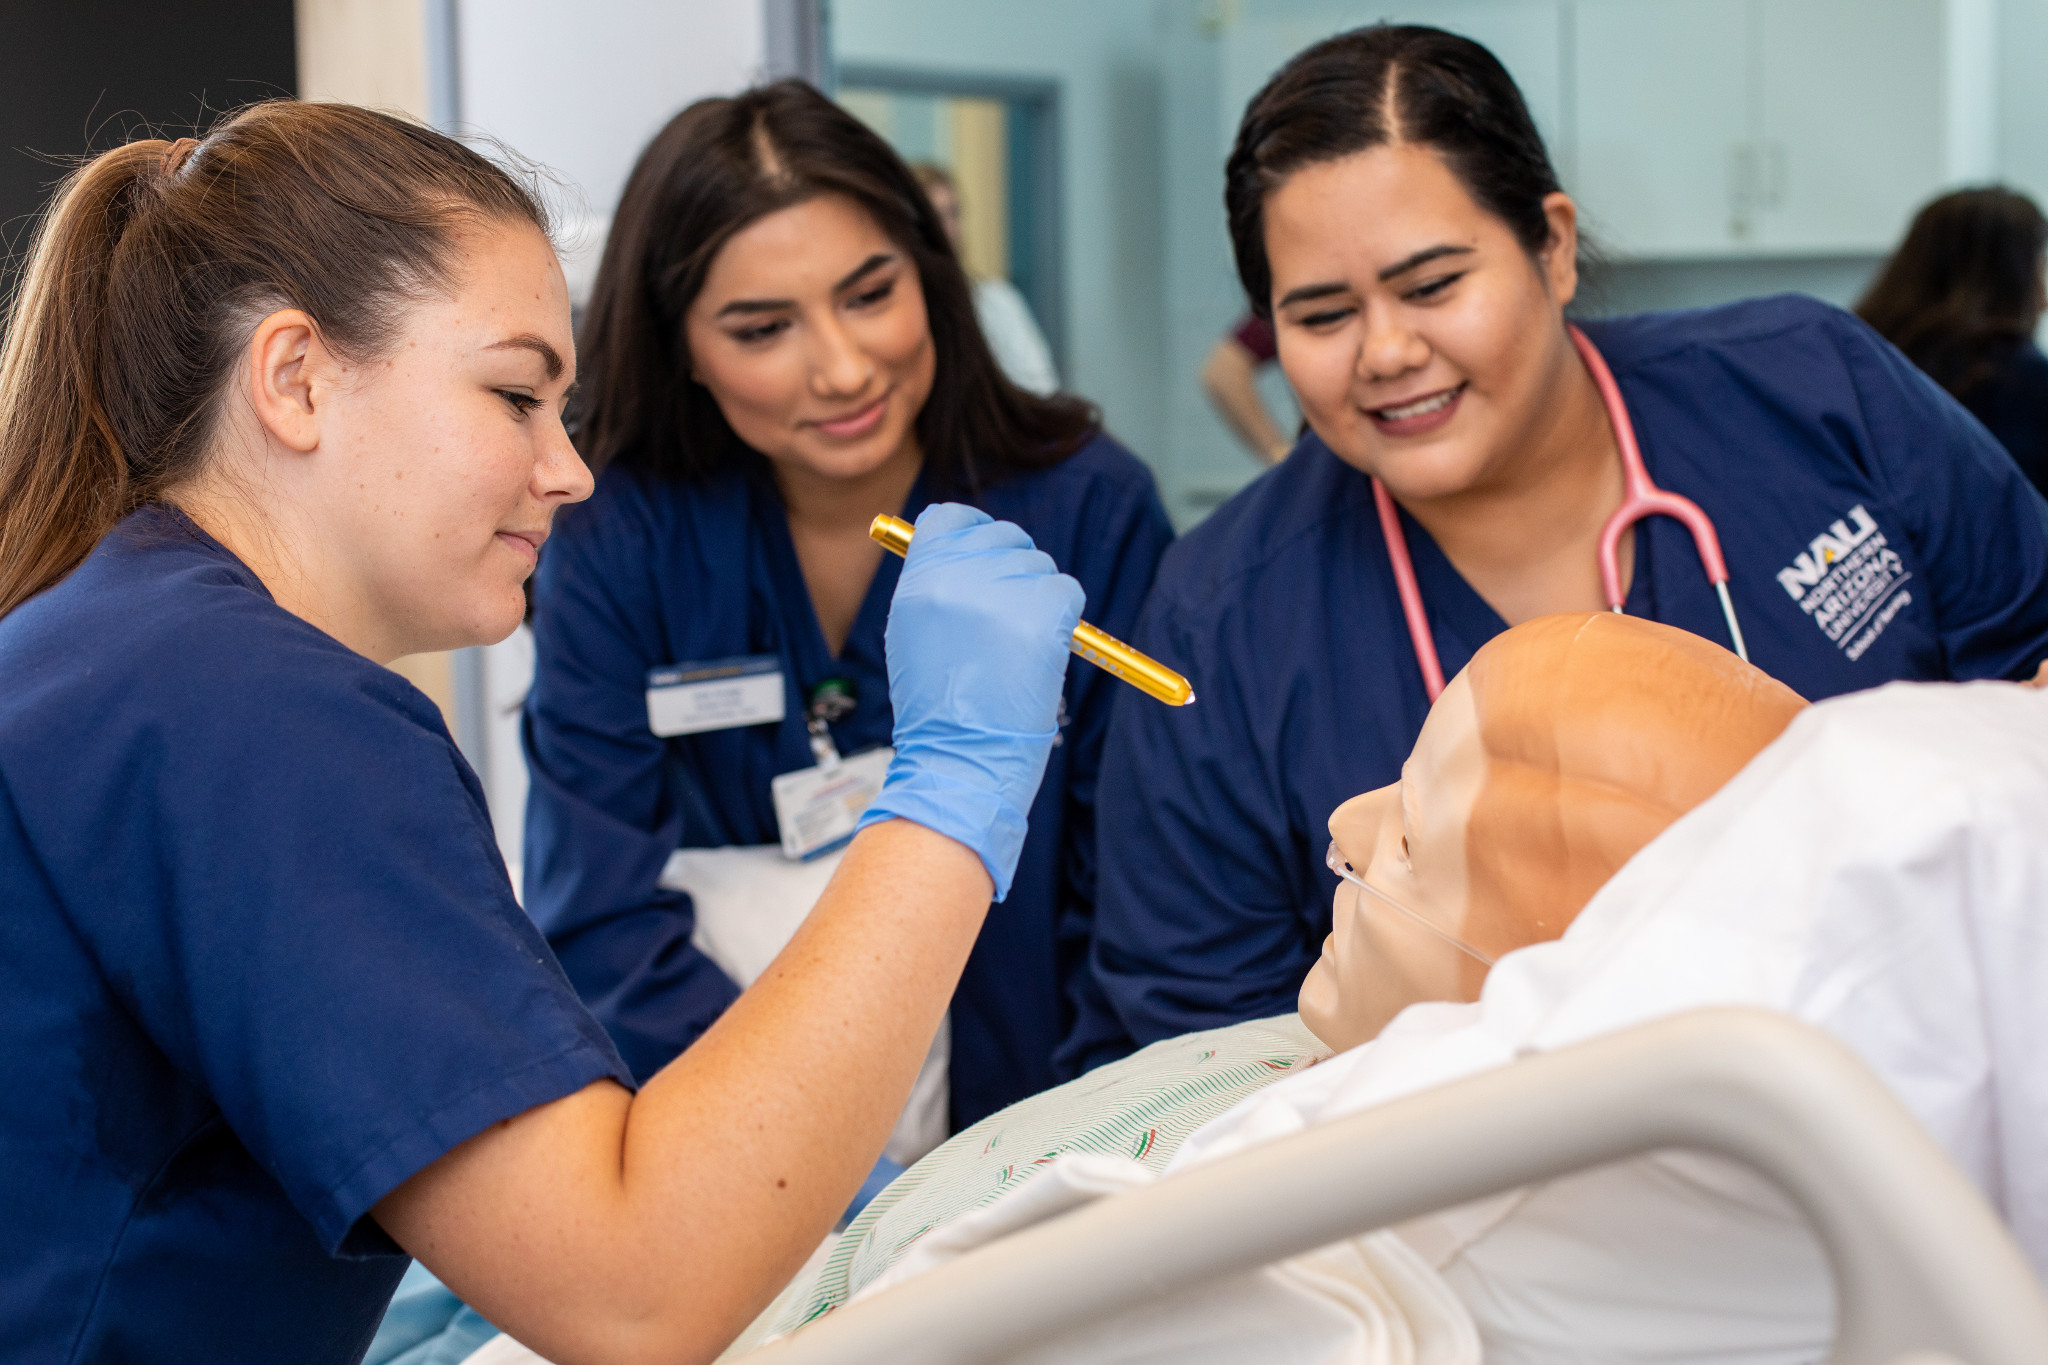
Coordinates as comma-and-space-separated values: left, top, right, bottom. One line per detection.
1199, 345, 1235, 399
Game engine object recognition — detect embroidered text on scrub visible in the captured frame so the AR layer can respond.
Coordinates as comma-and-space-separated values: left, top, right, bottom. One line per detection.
1325, 840, 1497, 967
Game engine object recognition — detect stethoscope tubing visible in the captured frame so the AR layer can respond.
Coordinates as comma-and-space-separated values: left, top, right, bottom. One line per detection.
1374, 324, 1751, 704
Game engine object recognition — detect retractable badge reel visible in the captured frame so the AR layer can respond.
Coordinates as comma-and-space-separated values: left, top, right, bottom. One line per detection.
771, 677, 895, 861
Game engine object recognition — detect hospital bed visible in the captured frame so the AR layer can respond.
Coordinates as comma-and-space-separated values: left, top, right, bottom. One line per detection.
743, 1009, 2048, 1365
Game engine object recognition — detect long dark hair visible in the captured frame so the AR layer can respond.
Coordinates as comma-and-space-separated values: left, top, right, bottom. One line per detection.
1225, 25, 1568, 317
1857, 186, 2048, 398
0, 101, 546, 618
575, 80, 1096, 492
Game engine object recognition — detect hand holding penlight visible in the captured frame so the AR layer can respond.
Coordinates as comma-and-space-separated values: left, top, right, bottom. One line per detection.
869, 514, 1195, 707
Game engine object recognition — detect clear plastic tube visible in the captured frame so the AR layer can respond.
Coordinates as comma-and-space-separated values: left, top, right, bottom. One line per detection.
1325, 840, 1496, 967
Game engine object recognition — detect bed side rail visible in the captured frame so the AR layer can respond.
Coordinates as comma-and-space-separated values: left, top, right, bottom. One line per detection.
745, 1008, 2048, 1365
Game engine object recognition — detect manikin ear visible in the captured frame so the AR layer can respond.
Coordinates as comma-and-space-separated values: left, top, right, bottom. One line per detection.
243, 309, 330, 455
1537, 191, 1581, 311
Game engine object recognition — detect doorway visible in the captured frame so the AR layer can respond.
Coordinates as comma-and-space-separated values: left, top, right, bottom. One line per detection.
835, 66, 1066, 373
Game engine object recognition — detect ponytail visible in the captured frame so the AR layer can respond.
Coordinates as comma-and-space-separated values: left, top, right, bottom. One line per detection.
0, 103, 549, 617
0, 142, 163, 617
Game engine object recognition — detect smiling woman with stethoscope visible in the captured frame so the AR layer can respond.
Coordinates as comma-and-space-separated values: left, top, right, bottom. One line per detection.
1069, 23, 2048, 1064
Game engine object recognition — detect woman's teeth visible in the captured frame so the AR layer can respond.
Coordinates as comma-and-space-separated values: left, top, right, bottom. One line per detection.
1376, 388, 1459, 420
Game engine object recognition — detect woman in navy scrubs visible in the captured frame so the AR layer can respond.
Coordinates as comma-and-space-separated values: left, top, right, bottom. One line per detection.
1078, 25, 2048, 1064
524, 83, 1172, 1130
0, 103, 1084, 1361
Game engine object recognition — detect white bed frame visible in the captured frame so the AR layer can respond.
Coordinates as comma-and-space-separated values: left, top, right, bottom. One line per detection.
745, 1009, 2048, 1365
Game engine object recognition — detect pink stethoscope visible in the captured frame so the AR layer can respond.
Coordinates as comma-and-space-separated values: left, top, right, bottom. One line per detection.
1372, 324, 1750, 702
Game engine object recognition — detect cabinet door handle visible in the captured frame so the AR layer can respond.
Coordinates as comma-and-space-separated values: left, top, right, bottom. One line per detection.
1761, 141, 1787, 210
1728, 142, 1756, 240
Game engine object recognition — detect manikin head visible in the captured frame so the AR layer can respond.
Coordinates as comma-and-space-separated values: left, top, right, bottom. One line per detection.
1298, 613, 1807, 1051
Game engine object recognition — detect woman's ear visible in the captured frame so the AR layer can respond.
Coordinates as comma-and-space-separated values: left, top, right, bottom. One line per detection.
243, 309, 327, 455
1538, 191, 1580, 310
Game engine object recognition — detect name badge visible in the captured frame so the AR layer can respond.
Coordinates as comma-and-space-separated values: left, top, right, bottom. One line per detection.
771, 746, 895, 860
646, 654, 786, 737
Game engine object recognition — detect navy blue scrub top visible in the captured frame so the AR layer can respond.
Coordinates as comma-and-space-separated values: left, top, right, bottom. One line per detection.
523, 432, 1173, 1127
0, 508, 631, 1363
1077, 296, 2048, 1065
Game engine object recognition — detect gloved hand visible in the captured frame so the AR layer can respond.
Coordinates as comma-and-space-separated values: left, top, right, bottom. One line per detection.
856, 503, 1084, 900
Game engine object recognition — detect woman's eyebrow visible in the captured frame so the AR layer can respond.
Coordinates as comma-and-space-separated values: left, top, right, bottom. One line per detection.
1274, 280, 1348, 310
1377, 243, 1473, 281
715, 253, 901, 319
1273, 244, 1477, 311
834, 251, 896, 292
485, 334, 564, 381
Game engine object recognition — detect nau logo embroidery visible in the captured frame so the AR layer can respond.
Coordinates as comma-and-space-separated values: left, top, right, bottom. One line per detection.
1775, 505, 1912, 661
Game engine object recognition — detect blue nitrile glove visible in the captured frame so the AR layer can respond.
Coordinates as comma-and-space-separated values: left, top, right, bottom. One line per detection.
856, 503, 1084, 899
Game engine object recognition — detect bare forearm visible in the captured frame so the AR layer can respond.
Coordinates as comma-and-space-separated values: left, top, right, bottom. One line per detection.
379, 820, 991, 1364
1201, 341, 1289, 464
619, 819, 989, 1304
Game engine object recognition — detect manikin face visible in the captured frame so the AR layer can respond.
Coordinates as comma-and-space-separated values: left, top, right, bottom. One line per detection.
1298, 670, 1490, 1052
306, 220, 588, 654
1294, 613, 1811, 1055
1261, 142, 1580, 503
684, 193, 937, 485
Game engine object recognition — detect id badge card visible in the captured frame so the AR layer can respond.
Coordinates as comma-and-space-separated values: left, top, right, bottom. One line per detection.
647, 654, 785, 737
771, 746, 895, 860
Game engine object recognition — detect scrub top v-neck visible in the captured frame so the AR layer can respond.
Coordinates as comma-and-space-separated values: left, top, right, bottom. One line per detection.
523, 432, 1174, 1127
1077, 295, 2048, 1065
0, 506, 630, 1362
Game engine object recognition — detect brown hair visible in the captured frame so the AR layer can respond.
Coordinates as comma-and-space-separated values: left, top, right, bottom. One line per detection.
1857, 186, 2048, 399
574, 80, 1095, 492
0, 100, 548, 617
1226, 25, 1571, 318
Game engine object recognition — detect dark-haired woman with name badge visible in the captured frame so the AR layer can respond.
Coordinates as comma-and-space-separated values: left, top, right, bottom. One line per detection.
524, 82, 1172, 1161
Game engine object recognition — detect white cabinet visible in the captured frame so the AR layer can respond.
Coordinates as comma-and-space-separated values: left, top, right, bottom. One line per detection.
1210, 0, 1994, 260
1572, 0, 1749, 255
1571, 0, 1995, 258
1754, 0, 1948, 252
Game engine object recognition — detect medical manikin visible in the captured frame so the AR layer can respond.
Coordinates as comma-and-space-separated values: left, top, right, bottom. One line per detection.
1300, 611, 1805, 1051
470, 617, 2046, 1365
724, 612, 1810, 1361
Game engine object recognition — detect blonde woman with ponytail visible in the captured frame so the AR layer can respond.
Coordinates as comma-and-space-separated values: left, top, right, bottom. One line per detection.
0, 103, 1084, 1364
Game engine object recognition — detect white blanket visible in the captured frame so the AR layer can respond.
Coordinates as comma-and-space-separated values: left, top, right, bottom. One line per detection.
1170, 679, 2048, 1362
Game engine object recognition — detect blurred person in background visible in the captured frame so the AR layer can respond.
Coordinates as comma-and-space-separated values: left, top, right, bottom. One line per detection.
1200, 312, 1294, 464
912, 161, 1061, 396
1859, 186, 2048, 496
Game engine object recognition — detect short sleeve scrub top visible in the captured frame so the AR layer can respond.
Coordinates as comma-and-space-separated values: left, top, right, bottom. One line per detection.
523, 432, 1174, 1126
1080, 296, 2048, 1062
0, 507, 631, 1362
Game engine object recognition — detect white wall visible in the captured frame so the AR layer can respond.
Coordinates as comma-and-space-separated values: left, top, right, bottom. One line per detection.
454, 0, 769, 298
